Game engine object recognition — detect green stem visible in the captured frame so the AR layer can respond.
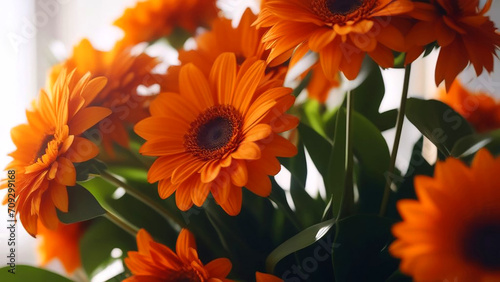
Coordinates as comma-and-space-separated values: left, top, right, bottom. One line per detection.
379, 64, 412, 217
339, 90, 355, 219
100, 170, 185, 229
104, 211, 139, 237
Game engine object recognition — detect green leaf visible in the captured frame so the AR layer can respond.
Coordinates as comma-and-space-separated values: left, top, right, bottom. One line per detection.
265, 218, 336, 273
80, 218, 136, 279
406, 98, 474, 156
57, 184, 106, 224
352, 111, 391, 214
303, 99, 327, 136
325, 108, 346, 218
298, 122, 332, 177
0, 265, 72, 282
451, 129, 500, 158
385, 138, 434, 219
287, 140, 325, 226
352, 60, 397, 131
333, 215, 398, 282
75, 159, 107, 182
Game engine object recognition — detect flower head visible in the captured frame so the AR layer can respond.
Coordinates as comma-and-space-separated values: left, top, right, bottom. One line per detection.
37, 221, 87, 274
162, 8, 288, 94
405, 0, 500, 90
114, 0, 218, 47
50, 39, 160, 157
255, 0, 413, 80
124, 228, 233, 281
4, 69, 111, 236
439, 80, 500, 133
135, 53, 298, 215
390, 149, 500, 281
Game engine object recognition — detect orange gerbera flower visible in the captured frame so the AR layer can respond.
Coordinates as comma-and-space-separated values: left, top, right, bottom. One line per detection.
439, 80, 500, 133
255, 0, 414, 81
124, 228, 233, 281
135, 53, 298, 215
114, 0, 218, 47
162, 8, 288, 94
304, 62, 340, 103
37, 221, 87, 274
50, 39, 160, 157
405, 0, 500, 90
256, 272, 284, 282
390, 149, 500, 281
4, 69, 111, 236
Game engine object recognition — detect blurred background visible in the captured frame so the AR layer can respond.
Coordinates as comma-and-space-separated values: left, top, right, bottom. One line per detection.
0, 0, 499, 281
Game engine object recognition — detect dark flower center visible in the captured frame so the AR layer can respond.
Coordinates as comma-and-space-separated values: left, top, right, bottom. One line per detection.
34, 134, 55, 162
196, 117, 233, 150
311, 0, 376, 24
463, 221, 500, 271
326, 0, 363, 15
185, 105, 242, 161
166, 269, 203, 282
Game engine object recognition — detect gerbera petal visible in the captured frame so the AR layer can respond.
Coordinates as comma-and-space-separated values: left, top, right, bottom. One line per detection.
66, 137, 99, 163
136, 229, 154, 254
230, 160, 248, 187
171, 158, 205, 184
245, 163, 272, 197
232, 142, 261, 160
218, 185, 242, 216
244, 124, 272, 142
147, 154, 186, 183
39, 195, 59, 230
158, 179, 177, 199
201, 160, 221, 183
68, 107, 112, 136
175, 186, 194, 211
55, 157, 76, 186
209, 53, 236, 105
265, 134, 297, 157
50, 182, 68, 212
205, 258, 232, 278
180, 63, 214, 109
176, 229, 197, 263
191, 180, 211, 207
234, 60, 266, 114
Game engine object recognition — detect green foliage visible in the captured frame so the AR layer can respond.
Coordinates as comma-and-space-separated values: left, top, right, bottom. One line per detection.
79, 218, 136, 279
57, 184, 106, 224
406, 98, 474, 156
333, 215, 398, 282
0, 265, 72, 282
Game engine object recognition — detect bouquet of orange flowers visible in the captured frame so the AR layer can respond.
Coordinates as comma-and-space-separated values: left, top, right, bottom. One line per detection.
2, 0, 500, 281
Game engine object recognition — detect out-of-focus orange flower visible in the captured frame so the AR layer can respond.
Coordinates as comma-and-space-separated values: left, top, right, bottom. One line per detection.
3, 69, 110, 236
50, 39, 160, 157
162, 8, 288, 94
405, 0, 500, 90
439, 80, 500, 133
304, 63, 340, 103
256, 271, 284, 282
135, 53, 297, 215
124, 228, 233, 281
37, 221, 87, 274
390, 149, 500, 281
255, 0, 413, 81
114, 0, 218, 47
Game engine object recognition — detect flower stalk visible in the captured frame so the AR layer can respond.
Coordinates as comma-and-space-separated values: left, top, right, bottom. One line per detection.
99, 170, 184, 230
104, 211, 139, 238
379, 64, 412, 217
